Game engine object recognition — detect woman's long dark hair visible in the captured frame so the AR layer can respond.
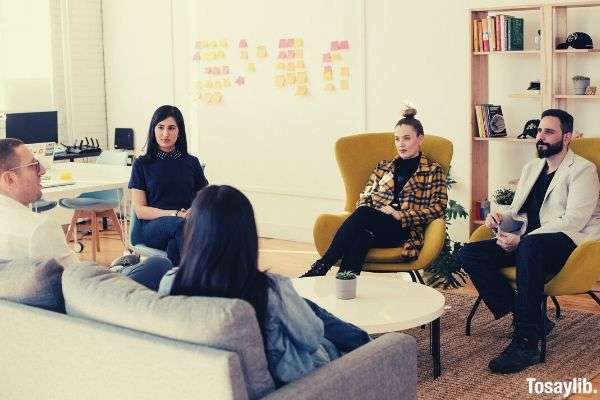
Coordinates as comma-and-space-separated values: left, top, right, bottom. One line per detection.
170, 185, 270, 331
142, 105, 189, 160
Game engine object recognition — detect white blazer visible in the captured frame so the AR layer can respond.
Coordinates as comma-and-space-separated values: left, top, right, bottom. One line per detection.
508, 149, 600, 245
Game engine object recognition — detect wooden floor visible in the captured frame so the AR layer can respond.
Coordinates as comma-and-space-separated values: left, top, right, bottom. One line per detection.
75, 226, 600, 398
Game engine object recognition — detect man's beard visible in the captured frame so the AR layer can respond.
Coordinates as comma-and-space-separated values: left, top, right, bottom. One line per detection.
536, 139, 563, 158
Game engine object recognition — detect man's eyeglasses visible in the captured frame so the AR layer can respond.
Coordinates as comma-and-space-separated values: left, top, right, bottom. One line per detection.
7, 159, 41, 173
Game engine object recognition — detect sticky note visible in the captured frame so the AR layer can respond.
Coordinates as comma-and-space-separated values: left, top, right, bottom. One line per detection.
275, 62, 285, 70
206, 81, 214, 89
294, 38, 304, 48
339, 40, 349, 50
279, 38, 287, 48
239, 39, 248, 48
295, 85, 308, 96
204, 52, 214, 61
222, 66, 230, 75
323, 66, 332, 73
193, 81, 203, 91
240, 50, 248, 60
331, 52, 342, 61
223, 78, 231, 88
214, 80, 223, 89
286, 62, 295, 71
219, 39, 228, 48
296, 72, 308, 84
193, 52, 201, 60
286, 38, 295, 47
278, 51, 287, 59
275, 75, 285, 88
340, 80, 349, 90
257, 46, 267, 58
213, 67, 221, 75
296, 60, 305, 68
331, 41, 340, 51
235, 76, 245, 86
216, 50, 225, 59
340, 66, 349, 77
214, 92, 223, 103
202, 93, 211, 103
323, 71, 333, 81
287, 49, 295, 58
322, 53, 332, 63
247, 63, 256, 73
194, 41, 203, 49
325, 83, 335, 91
204, 67, 212, 74
209, 40, 218, 48
295, 49, 303, 59
285, 73, 296, 85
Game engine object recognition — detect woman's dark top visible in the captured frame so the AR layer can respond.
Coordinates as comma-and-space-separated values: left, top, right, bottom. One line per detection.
128, 150, 208, 212
392, 155, 420, 207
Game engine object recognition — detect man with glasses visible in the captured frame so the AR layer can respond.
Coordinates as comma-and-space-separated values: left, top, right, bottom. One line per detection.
0, 138, 171, 290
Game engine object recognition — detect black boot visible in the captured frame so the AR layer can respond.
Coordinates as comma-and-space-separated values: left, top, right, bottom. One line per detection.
489, 324, 540, 374
299, 260, 331, 278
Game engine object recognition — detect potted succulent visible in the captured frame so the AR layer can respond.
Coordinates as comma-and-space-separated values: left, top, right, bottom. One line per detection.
335, 271, 357, 300
572, 75, 591, 95
492, 187, 515, 214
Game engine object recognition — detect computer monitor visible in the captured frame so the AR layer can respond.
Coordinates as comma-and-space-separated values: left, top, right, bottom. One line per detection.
114, 128, 134, 150
6, 111, 58, 144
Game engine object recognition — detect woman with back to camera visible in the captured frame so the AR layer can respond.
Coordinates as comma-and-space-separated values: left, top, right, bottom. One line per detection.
158, 185, 370, 386
300, 106, 448, 277
128, 105, 208, 265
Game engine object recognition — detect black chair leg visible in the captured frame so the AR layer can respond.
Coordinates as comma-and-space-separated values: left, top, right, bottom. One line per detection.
466, 296, 482, 336
414, 270, 425, 285
550, 296, 561, 319
540, 297, 547, 363
588, 291, 600, 307
408, 271, 417, 283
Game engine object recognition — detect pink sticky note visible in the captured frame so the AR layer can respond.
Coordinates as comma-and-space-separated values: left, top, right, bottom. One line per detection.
205, 67, 212, 74
239, 39, 248, 48
324, 66, 332, 73
322, 53, 332, 63
278, 51, 287, 59
339, 40, 349, 50
222, 66, 230, 75
286, 39, 294, 47
331, 41, 340, 51
279, 39, 287, 48
235, 76, 245, 86
213, 67, 221, 75
287, 49, 295, 58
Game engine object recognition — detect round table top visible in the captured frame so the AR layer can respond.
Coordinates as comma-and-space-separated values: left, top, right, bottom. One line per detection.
291, 275, 445, 334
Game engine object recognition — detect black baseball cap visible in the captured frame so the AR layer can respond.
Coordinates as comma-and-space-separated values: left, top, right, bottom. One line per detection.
556, 32, 593, 50
517, 119, 540, 139
527, 81, 540, 90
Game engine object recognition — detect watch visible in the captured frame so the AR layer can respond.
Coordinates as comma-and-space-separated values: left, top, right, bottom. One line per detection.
171, 211, 178, 217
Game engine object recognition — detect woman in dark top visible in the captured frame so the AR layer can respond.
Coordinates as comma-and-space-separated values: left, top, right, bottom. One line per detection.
129, 105, 208, 265
301, 107, 448, 277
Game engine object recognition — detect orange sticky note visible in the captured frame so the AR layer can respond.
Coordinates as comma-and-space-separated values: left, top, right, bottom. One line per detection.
240, 50, 248, 60
323, 71, 333, 81
275, 75, 285, 88
340, 66, 350, 77
247, 63, 256, 73
285, 73, 296, 85
296, 60, 305, 68
257, 46, 267, 58
324, 82, 335, 91
340, 80, 349, 90
296, 72, 308, 84
295, 85, 308, 96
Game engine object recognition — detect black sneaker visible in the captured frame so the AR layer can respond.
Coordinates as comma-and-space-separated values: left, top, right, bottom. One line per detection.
299, 261, 330, 278
488, 336, 540, 374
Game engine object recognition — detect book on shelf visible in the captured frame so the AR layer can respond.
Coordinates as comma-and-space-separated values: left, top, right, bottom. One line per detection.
510, 17, 524, 51
473, 22, 480, 52
482, 19, 490, 52
477, 20, 484, 52
495, 16, 501, 50
474, 104, 507, 138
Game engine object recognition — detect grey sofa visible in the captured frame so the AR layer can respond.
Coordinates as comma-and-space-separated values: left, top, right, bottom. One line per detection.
0, 263, 417, 400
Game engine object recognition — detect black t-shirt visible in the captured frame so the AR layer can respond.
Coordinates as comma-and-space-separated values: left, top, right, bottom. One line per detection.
392, 155, 420, 207
518, 163, 555, 234
128, 152, 208, 214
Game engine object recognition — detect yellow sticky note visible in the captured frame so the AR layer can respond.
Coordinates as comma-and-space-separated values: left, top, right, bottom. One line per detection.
257, 46, 267, 58
294, 38, 304, 48
286, 62, 296, 71
275, 75, 285, 88
276, 62, 286, 70
214, 80, 223, 90
206, 80, 214, 89
340, 67, 350, 77
296, 72, 308, 84
340, 80, 349, 90
295, 49, 303, 59
331, 51, 342, 61
295, 60, 305, 69
247, 63, 256, 73
216, 50, 225, 59
209, 40, 218, 48
240, 50, 248, 60
295, 85, 308, 96
223, 78, 231, 88
323, 71, 333, 81
219, 39, 228, 48
325, 83, 335, 91
285, 73, 296, 85
213, 92, 223, 104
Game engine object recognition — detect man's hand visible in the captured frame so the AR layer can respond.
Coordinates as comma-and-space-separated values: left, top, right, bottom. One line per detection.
485, 212, 503, 230
379, 205, 398, 220
178, 208, 189, 219
496, 231, 520, 252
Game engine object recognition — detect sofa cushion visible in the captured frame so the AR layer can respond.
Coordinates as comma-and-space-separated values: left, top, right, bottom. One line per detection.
62, 263, 275, 399
0, 258, 65, 313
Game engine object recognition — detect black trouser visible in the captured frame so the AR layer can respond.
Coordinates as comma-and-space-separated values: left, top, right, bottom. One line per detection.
320, 206, 409, 274
457, 233, 576, 335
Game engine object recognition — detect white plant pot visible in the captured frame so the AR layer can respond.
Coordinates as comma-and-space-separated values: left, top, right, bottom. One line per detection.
573, 78, 590, 95
335, 278, 357, 300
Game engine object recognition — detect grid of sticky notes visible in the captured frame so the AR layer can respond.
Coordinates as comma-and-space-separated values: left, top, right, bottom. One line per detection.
322, 40, 350, 92
274, 38, 308, 96
192, 39, 230, 105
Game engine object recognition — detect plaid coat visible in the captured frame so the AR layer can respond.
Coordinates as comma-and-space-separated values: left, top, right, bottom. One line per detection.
356, 154, 448, 260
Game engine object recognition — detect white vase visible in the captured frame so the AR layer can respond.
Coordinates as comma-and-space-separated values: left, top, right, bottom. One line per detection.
335, 278, 357, 300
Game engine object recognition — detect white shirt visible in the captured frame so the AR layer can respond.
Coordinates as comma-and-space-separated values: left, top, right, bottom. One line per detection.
0, 193, 79, 267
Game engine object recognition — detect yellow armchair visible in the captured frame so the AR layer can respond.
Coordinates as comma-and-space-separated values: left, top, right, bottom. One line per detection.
313, 132, 453, 283
465, 138, 600, 362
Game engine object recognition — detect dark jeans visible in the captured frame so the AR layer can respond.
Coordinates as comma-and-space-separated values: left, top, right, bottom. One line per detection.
321, 206, 409, 274
457, 233, 576, 331
121, 256, 173, 291
141, 216, 185, 265
304, 298, 371, 353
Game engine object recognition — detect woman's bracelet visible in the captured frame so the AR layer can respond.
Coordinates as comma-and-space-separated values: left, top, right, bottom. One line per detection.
175, 210, 180, 217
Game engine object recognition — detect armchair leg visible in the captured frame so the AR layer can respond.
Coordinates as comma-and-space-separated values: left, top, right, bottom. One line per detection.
540, 297, 548, 363
409, 271, 417, 283
465, 296, 482, 336
588, 291, 600, 307
414, 270, 425, 285
550, 296, 561, 319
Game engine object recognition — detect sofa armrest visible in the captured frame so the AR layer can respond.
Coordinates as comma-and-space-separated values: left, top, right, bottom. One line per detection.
262, 332, 416, 400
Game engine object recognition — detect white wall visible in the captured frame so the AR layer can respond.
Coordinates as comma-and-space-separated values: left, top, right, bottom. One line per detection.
102, 0, 600, 244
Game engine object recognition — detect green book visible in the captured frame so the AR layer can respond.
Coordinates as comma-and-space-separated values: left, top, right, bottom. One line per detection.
510, 17, 524, 51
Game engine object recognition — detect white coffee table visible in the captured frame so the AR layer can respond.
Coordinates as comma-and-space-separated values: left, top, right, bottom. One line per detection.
292, 275, 445, 377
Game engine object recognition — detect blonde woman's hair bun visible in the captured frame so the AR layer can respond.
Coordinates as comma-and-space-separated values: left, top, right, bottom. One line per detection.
400, 102, 418, 119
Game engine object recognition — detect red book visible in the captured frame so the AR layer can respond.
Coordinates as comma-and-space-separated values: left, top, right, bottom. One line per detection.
481, 19, 490, 52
